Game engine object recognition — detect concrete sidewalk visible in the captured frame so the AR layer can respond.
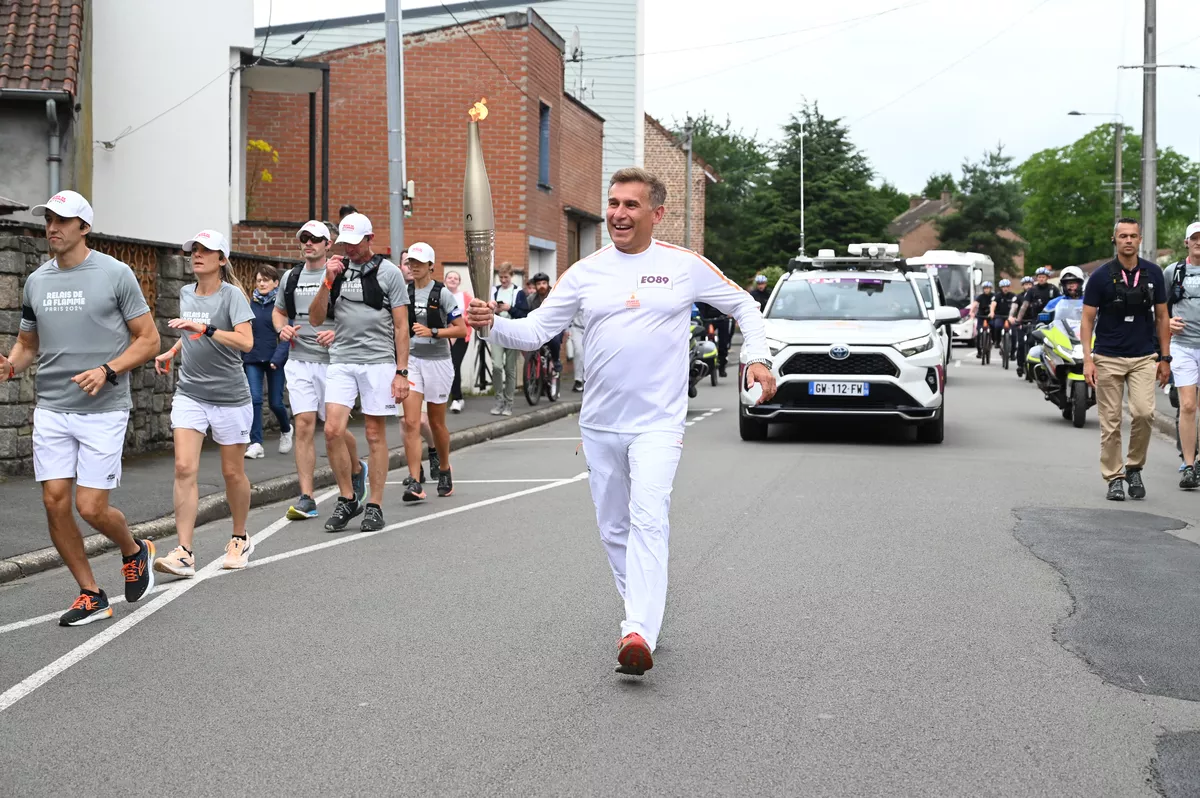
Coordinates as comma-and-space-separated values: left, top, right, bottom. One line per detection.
0, 391, 583, 582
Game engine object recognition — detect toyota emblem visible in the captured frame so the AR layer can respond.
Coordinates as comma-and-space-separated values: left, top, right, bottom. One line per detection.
829, 344, 850, 360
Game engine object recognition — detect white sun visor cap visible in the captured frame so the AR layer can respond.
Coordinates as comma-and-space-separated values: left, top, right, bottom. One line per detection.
406, 242, 435, 263
336, 213, 373, 245
31, 190, 94, 226
1186, 222, 1200, 240
183, 229, 230, 258
297, 220, 331, 241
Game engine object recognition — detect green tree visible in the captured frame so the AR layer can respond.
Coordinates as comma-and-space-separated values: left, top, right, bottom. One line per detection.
922, 172, 957, 198
671, 113, 772, 284
936, 145, 1025, 273
876, 181, 912, 220
748, 101, 892, 264
1018, 123, 1199, 267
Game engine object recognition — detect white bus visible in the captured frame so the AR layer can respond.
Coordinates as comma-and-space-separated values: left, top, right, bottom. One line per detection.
904, 250, 995, 347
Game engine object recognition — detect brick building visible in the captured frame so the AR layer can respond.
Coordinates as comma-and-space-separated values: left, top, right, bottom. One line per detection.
889, 192, 1027, 276
642, 114, 718, 255
236, 9, 604, 284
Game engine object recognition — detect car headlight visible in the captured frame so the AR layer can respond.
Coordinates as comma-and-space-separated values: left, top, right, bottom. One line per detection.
894, 335, 934, 357
765, 338, 786, 356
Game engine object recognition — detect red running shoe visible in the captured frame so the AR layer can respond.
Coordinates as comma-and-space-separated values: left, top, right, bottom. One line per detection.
616, 632, 653, 675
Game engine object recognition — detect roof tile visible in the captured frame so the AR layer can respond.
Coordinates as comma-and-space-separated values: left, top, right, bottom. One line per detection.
0, 0, 85, 95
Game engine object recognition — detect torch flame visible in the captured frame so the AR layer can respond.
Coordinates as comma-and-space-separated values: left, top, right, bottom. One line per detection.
468, 97, 489, 122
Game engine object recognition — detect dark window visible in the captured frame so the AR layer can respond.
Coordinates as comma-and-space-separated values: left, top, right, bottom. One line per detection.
538, 102, 551, 188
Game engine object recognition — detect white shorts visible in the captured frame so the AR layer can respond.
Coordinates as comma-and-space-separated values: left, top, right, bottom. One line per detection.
171, 394, 253, 446
285, 360, 328, 420
327, 362, 398, 417
32, 408, 129, 489
409, 356, 454, 405
1174, 345, 1200, 388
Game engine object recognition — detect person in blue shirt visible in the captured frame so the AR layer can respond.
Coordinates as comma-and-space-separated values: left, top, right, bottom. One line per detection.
1080, 218, 1171, 502
243, 265, 292, 459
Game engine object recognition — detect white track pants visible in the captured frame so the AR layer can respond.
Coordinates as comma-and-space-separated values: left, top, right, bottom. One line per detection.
580, 427, 683, 652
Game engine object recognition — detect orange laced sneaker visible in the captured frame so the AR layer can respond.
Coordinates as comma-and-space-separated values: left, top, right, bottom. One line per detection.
616, 633, 653, 676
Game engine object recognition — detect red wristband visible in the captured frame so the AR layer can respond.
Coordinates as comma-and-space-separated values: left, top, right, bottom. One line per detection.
7, 363, 13, 380
323, 278, 334, 291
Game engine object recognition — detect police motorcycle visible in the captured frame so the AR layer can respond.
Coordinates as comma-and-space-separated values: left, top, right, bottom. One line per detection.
689, 303, 719, 398
1025, 267, 1095, 427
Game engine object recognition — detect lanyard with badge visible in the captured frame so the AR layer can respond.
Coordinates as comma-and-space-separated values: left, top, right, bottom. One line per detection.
1120, 267, 1140, 323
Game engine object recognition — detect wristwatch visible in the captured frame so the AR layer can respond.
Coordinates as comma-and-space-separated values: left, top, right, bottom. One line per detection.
396, 368, 409, 377
430, 327, 440, 339
745, 357, 773, 370
101, 364, 118, 385
1158, 354, 1173, 363
203, 324, 217, 338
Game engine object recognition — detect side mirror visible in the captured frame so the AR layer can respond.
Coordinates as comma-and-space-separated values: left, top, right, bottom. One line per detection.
973, 268, 983, 286
933, 306, 960, 326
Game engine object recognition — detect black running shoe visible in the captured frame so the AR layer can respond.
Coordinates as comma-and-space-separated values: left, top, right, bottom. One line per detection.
1107, 478, 1126, 501
1126, 468, 1146, 499
437, 469, 453, 498
59, 589, 112, 627
122, 539, 155, 603
1181, 466, 1199, 490
324, 496, 362, 532
403, 480, 426, 502
360, 503, 385, 531
428, 448, 440, 481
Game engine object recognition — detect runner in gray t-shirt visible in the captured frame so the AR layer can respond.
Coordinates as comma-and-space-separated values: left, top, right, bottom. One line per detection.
306, 212, 411, 534
1165, 225, 1200, 483
154, 229, 257, 576
271, 220, 365, 522
0, 190, 159, 626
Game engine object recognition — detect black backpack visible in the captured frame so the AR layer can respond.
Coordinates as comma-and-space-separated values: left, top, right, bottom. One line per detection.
283, 255, 388, 321
1168, 260, 1188, 314
408, 280, 445, 337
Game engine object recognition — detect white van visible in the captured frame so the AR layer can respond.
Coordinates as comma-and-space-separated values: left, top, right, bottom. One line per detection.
904, 250, 995, 348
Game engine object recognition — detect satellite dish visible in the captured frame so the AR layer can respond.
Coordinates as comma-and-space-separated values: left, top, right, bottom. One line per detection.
568, 29, 582, 61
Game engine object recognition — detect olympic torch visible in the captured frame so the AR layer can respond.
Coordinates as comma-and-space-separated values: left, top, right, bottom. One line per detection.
464, 98, 495, 339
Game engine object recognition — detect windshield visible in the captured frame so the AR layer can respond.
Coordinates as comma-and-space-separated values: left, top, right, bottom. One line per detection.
926, 264, 972, 308
768, 276, 925, 321
1055, 298, 1084, 335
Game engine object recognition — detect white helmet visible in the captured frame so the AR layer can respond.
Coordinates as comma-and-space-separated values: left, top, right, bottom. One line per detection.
1059, 266, 1085, 283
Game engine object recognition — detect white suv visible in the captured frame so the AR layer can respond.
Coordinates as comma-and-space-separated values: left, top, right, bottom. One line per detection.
739, 244, 959, 443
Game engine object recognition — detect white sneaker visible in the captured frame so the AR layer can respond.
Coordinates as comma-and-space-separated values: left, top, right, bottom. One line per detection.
244, 443, 265, 459
278, 429, 294, 454
450, 399, 464, 413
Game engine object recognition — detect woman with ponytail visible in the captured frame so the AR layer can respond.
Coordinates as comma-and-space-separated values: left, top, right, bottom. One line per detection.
152, 230, 257, 575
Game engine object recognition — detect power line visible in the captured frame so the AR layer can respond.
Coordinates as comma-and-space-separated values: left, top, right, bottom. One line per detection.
577, 0, 933, 63
851, 0, 1055, 124
441, 3, 531, 101
97, 66, 236, 149
1160, 32, 1200, 58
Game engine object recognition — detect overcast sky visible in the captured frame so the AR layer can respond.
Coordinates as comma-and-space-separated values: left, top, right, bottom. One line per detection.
254, 0, 1200, 196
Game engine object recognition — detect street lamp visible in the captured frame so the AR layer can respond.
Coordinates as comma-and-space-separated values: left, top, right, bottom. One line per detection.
1067, 111, 1124, 227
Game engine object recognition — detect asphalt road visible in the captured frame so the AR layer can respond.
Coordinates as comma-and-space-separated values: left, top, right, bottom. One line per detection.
2, 351, 1200, 796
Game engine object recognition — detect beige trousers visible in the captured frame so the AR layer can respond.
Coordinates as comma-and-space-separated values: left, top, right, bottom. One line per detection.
1094, 353, 1157, 482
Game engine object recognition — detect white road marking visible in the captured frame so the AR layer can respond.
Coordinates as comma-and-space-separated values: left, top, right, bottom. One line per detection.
385, 479, 563, 484
497, 437, 582, 442
243, 473, 588, 571
0, 477, 587, 713
0, 485, 338, 714
0, 586, 171, 635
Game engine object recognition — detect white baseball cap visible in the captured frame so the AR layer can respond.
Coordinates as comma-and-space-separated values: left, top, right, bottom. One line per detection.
297, 220, 331, 241
406, 242, 435, 263
31, 190, 94, 226
1186, 222, 1200, 241
336, 212, 373, 245
183, 229, 230, 258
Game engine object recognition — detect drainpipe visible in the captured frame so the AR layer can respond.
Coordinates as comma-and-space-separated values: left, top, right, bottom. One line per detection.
46, 99, 61, 195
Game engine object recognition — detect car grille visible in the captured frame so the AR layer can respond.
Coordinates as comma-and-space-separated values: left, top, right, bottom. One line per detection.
770, 382, 921, 410
779, 352, 899, 377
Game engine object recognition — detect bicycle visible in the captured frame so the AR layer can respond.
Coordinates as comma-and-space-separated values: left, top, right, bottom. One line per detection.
1000, 322, 1012, 370
522, 343, 560, 405
976, 320, 991, 365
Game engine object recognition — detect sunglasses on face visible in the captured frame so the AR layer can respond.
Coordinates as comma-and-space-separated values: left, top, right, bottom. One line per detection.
299, 233, 328, 244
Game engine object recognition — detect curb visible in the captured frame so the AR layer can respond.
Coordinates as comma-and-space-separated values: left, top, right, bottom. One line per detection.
0, 400, 582, 585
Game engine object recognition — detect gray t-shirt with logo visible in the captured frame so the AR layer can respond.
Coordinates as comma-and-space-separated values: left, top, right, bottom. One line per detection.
410, 282, 460, 361
176, 282, 254, 407
20, 250, 151, 414
1166, 260, 1200, 350
329, 257, 406, 365
275, 265, 334, 364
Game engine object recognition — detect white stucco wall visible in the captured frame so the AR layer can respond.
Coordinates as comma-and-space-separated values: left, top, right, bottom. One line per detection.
91, 0, 254, 245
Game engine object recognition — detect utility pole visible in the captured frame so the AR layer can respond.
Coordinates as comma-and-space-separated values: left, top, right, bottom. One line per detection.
1066, 111, 1126, 228
684, 119, 693, 250
384, 0, 406, 258
799, 117, 806, 256
1141, 0, 1157, 260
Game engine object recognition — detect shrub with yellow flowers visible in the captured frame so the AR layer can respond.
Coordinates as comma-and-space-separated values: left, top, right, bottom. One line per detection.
245, 139, 280, 218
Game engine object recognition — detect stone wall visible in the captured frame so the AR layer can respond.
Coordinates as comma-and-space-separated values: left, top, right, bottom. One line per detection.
0, 224, 298, 478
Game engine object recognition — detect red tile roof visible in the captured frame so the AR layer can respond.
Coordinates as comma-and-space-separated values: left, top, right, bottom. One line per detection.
0, 0, 84, 95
